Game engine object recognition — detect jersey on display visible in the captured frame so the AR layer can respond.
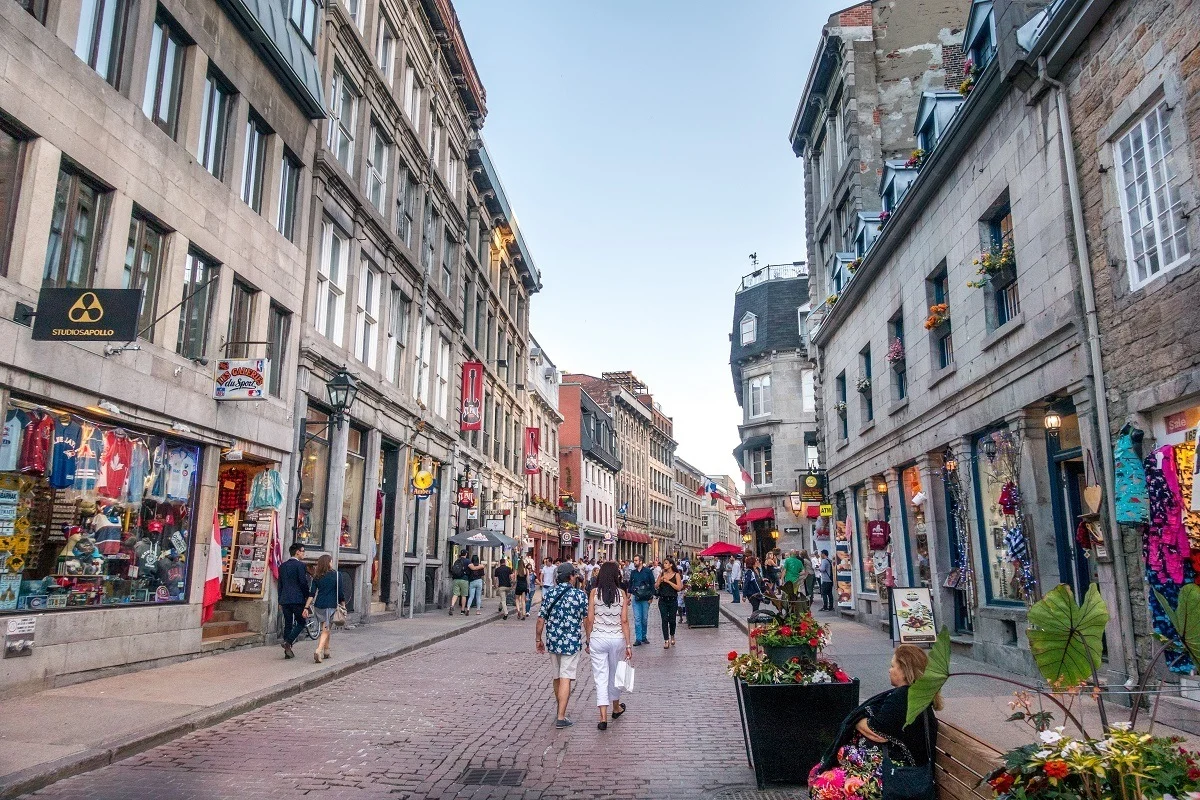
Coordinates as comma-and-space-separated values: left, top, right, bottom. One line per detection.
73, 424, 102, 492
166, 447, 197, 502
98, 430, 133, 499
19, 412, 54, 476
0, 410, 27, 471
50, 418, 82, 489
125, 441, 150, 504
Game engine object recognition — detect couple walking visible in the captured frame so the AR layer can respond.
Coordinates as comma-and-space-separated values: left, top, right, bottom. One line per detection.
535, 561, 632, 730
626, 554, 683, 648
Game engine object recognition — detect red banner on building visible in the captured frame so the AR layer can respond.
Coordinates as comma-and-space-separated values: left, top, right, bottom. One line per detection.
524, 426, 541, 474
460, 361, 483, 431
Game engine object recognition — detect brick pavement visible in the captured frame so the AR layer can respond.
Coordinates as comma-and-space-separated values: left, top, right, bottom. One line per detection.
25, 611, 778, 800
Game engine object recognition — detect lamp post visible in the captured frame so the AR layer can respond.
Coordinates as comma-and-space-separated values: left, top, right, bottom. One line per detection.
296, 367, 359, 575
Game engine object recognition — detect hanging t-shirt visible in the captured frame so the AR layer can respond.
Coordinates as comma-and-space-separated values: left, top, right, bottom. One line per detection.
147, 442, 167, 501
49, 418, 82, 489
218, 468, 248, 512
18, 412, 54, 476
166, 447, 197, 502
73, 424, 103, 492
125, 440, 150, 504
98, 431, 133, 499
0, 410, 28, 471
248, 469, 284, 511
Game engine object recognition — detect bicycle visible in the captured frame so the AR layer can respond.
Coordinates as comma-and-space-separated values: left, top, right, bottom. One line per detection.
276, 608, 321, 641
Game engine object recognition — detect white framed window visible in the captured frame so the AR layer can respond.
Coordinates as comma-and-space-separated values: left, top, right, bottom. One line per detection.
316, 220, 348, 344
328, 64, 357, 172
446, 154, 458, 198
810, 149, 823, 209
375, 15, 396, 84
386, 284, 408, 386
434, 335, 450, 417
403, 64, 422, 130
749, 446, 772, 486
802, 369, 815, 412
412, 318, 431, 406
739, 312, 757, 345
1115, 100, 1191, 290
747, 375, 771, 418
396, 168, 417, 247
240, 111, 269, 213
430, 114, 442, 168
345, 0, 362, 30
354, 258, 380, 369
366, 122, 389, 212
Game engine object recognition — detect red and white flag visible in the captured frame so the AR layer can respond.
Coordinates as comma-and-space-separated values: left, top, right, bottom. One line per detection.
267, 512, 282, 581
201, 510, 223, 624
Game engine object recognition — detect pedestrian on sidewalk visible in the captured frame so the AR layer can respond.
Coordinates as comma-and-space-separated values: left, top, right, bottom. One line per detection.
627, 554, 655, 646
306, 554, 344, 663
466, 554, 485, 615
540, 557, 557, 600
781, 549, 804, 593
819, 549, 836, 611
523, 554, 537, 615
729, 555, 743, 603
450, 549, 471, 616
743, 555, 764, 615
278, 543, 310, 659
495, 557, 514, 619
536, 562, 589, 729
584, 561, 632, 730
655, 557, 683, 648
809, 644, 941, 796
763, 550, 780, 592
514, 559, 530, 620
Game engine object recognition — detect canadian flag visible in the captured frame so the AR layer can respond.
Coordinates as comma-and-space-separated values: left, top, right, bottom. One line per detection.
201, 510, 223, 624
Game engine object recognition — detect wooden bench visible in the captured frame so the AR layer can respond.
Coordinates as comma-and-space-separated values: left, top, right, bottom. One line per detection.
934, 721, 1003, 800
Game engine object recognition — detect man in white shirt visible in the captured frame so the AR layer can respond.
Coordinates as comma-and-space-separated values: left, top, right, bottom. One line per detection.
729, 556, 744, 604
540, 558, 557, 601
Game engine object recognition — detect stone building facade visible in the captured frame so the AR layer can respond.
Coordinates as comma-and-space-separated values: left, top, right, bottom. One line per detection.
796, 0, 1141, 680
703, 475, 743, 549
523, 335, 561, 561
674, 457, 706, 559
557, 380, 620, 561
0, 0, 322, 692
640, 392, 676, 560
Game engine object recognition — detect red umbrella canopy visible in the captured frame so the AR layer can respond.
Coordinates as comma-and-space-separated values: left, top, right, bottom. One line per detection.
698, 541, 744, 557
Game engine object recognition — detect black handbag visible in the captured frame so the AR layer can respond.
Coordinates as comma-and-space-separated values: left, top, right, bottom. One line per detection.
881, 712, 935, 800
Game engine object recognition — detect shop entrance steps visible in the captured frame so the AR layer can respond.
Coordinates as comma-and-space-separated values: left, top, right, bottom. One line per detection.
201, 610, 250, 639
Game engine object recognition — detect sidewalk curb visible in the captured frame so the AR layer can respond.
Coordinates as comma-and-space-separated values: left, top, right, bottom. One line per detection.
0, 613, 499, 800
719, 604, 750, 634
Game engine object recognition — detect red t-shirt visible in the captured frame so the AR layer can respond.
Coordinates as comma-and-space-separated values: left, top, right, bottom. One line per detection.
18, 413, 54, 476
98, 431, 133, 499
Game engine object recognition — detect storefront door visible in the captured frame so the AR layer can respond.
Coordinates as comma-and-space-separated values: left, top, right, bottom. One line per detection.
377, 443, 399, 605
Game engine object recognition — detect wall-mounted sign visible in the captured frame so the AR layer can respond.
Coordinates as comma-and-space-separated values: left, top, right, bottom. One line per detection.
456, 486, 476, 508
213, 359, 268, 400
467, 508, 479, 520
32, 288, 141, 341
4, 616, 35, 657
819, 504, 834, 518
485, 518, 506, 532
801, 471, 825, 503
560, 530, 573, 545
524, 427, 541, 475
602, 530, 615, 545
460, 361, 483, 431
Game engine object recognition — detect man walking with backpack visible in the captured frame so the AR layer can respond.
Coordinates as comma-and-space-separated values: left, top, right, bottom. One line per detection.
627, 554, 654, 646
449, 549, 471, 616
536, 562, 589, 728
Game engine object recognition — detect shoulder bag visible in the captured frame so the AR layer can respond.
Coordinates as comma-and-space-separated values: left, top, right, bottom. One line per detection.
881, 712, 935, 800
332, 572, 348, 627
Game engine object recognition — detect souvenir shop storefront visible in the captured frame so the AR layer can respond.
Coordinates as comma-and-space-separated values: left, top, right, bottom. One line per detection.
213, 452, 285, 633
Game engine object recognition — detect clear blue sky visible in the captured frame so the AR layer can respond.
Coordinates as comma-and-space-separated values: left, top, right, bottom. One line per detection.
455, 1, 844, 478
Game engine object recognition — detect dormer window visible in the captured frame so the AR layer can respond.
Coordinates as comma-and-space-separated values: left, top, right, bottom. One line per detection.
964, 0, 996, 69
913, 92, 965, 156
740, 312, 757, 345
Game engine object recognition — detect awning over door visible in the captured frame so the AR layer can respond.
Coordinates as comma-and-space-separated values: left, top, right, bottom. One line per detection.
735, 507, 775, 526
618, 529, 651, 544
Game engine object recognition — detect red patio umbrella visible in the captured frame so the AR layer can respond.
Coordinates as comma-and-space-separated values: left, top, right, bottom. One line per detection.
698, 541, 744, 557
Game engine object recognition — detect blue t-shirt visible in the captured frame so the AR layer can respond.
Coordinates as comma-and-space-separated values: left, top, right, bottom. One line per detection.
72, 425, 102, 492
539, 584, 588, 655
50, 419, 81, 489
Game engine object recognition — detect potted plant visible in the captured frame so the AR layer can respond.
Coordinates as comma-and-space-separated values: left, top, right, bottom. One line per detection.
905, 148, 925, 169
847, 257, 862, 274
730, 627, 859, 788
855, 376, 871, 394
877, 209, 891, 230
967, 239, 1016, 289
959, 57, 980, 97
827, 293, 839, 307
684, 566, 720, 628
754, 610, 830, 667
833, 401, 847, 417
924, 303, 949, 330
886, 337, 905, 369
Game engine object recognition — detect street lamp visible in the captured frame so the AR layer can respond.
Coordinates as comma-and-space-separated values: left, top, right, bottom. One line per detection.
1044, 407, 1063, 438
788, 490, 803, 514
326, 367, 359, 424
943, 446, 958, 473
875, 478, 888, 495
770, 529, 779, 540
742, 532, 752, 544
982, 437, 998, 463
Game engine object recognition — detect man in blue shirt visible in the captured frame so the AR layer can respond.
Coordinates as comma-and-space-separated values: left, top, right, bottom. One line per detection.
278, 543, 310, 658
626, 554, 655, 646
536, 562, 589, 728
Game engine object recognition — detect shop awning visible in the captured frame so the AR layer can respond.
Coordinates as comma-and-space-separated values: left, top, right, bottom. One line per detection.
618, 529, 651, 544
735, 507, 775, 526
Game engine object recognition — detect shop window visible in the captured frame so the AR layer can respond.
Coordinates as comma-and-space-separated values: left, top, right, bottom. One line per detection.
1115, 100, 1191, 291
241, 110, 270, 213
123, 210, 168, 341
0, 124, 26, 277
902, 465, 928, 587
266, 302, 290, 397
339, 427, 366, 551
295, 406, 329, 548
288, 0, 319, 48
354, 258, 380, 369
75, 0, 132, 87
198, 69, 235, 180
328, 63, 357, 173
226, 278, 257, 358
44, 165, 109, 289
176, 250, 219, 360
0, 397, 201, 614
142, 9, 187, 138
277, 150, 301, 242
973, 428, 1025, 604
853, 485, 878, 593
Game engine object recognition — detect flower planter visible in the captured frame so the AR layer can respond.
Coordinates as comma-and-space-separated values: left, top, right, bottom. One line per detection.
987, 263, 1017, 287
761, 643, 818, 668
735, 677, 860, 788
684, 593, 720, 628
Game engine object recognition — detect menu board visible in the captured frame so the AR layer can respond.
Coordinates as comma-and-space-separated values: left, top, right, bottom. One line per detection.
225, 509, 274, 598
835, 519, 854, 609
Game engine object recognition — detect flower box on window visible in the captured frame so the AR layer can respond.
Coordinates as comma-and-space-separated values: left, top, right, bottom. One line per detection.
855, 376, 871, 394
924, 303, 950, 330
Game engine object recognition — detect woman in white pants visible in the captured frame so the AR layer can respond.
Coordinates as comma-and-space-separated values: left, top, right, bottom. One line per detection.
584, 561, 633, 730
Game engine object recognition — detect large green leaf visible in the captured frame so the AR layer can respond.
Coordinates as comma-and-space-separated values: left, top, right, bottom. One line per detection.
906, 627, 951, 726
1155, 583, 1200, 664
1027, 583, 1108, 686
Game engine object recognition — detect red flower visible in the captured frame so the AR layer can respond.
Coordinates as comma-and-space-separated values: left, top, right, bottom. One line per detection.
1042, 761, 1069, 780
779, 625, 793, 637
809, 638, 820, 647
988, 773, 1015, 793
1188, 767, 1200, 781
799, 622, 809, 634
727, 651, 738, 661
749, 628, 759, 638
794, 673, 805, 683
834, 670, 851, 682
789, 657, 800, 664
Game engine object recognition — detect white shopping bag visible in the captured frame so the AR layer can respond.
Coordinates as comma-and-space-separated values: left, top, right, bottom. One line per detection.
614, 660, 635, 692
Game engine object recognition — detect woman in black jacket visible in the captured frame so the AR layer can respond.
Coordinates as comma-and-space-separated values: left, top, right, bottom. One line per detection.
809, 644, 941, 798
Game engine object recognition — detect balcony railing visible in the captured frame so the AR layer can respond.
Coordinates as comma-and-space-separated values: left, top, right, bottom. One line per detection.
738, 262, 807, 292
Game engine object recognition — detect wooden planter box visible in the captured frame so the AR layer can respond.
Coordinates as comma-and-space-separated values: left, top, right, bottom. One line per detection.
684, 593, 720, 628
735, 677, 860, 789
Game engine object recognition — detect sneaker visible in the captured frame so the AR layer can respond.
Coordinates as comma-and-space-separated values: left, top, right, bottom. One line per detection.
554, 718, 573, 729
632, 640, 642, 647
449, 609, 455, 616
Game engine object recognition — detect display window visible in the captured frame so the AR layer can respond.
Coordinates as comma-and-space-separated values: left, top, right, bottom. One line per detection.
853, 485, 878, 593
974, 428, 1025, 604
423, 462, 441, 558
901, 466, 930, 588
295, 406, 329, 549
216, 460, 282, 598
0, 397, 201, 614
340, 427, 365, 551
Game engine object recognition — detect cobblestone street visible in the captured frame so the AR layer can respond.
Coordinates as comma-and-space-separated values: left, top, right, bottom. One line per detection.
27, 614, 770, 800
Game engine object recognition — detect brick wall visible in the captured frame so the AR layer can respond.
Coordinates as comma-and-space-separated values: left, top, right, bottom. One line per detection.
1062, 0, 1200, 672
943, 42, 966, 85
837, 2, 874, 27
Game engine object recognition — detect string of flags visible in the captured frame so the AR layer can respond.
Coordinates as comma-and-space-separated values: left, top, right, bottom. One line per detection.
696, 479, 733, 504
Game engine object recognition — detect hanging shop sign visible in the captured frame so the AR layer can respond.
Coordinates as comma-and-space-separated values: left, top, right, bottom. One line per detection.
801, 471, 825, 503
602, 530, 615, 545
524, 427, 541, 475
410, 456, 438, 499
456, 486, 476, 508
467, 508, 479, 520
460, 361, 484, 431
559, 530, 573, 545
32, 288, 141, 342
213, 359, 268, 400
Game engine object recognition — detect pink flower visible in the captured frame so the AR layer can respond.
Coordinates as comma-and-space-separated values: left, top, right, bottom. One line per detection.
844, 776, 864, 795
829, 768, 847, 789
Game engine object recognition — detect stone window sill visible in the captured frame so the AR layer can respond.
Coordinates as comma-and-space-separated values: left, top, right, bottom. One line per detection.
836, 438, 850, 452
858, 420, 876, 436
888, 398, 909, 416
981, 313, 1025, 351
928, 362, 957, 389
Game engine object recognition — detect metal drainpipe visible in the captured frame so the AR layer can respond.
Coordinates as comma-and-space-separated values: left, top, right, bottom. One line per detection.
1040, 58, 1139, 686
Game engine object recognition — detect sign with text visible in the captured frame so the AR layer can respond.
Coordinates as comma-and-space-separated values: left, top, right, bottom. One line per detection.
524, 427, 541, 474
460, 361, 483, 431
4, 616, 35, 657
213, 359, 268, 400
801, 471, 825, 503
32, 288, 141, 342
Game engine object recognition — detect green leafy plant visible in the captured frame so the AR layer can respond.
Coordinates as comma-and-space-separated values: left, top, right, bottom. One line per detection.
905, 627, 950, 725
1027, 583, 1109, 687
685, 566, 717, 597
